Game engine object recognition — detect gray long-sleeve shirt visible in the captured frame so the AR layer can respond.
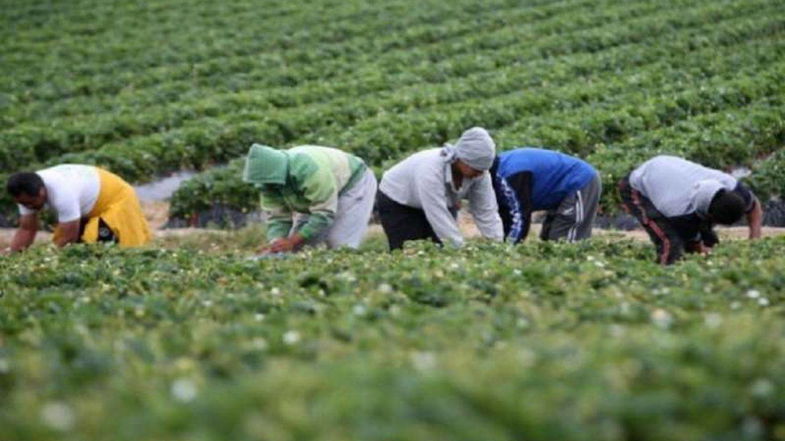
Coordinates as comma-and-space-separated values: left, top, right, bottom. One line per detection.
629, 155, 755, 217
379, 148, 504, 247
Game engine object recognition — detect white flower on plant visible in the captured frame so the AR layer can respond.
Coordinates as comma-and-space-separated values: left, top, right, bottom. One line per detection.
377, 283, 393, 294
254, 313, 266, 322
750, 378, 774, 397
746, 289, 761, 299
517, 348, 537, 368
283, 330, 301, 345
704, 313, 722, 329
251, 338, 268, 350
270, 287, 281, 296
171, 378, 198, 402
202, 300, 213, 308
609, 325, 626, 337
653, 287, 670, 296
742, 417, 764, 438
352, 304, 367, 316
651, 309, 673, 329
410, 351, 436, 371
40, 401, 75, 431
73, 324, 89, 336
338, 271, 357, 282
758, 297, 770, 307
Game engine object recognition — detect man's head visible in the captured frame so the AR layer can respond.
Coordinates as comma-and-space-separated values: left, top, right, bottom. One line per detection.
708, 189, 745, 225
7, 172, 46, 210
453, 159, 483, 179
454, 127, 496, 178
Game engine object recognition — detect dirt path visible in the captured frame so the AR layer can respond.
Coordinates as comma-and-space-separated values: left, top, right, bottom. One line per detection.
2, 202, 784, 249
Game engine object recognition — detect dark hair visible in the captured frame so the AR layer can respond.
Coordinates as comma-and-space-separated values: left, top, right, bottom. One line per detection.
708, 189, 745, 225
6, 172, 44, 197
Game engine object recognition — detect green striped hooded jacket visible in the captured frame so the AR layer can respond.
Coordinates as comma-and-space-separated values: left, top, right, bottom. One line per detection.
242, 144, 367, 240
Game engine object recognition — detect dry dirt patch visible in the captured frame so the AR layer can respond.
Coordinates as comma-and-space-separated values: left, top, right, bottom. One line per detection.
1, 202, 784, 249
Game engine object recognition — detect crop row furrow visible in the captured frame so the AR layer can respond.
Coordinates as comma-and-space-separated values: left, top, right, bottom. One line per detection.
0, 0, 447, 55
0, 0, 691, 131
159, 61, 785, 218
8, 18, 782, 184
2, 0, 753, 108
167, 92, 785, 221
328, 59, 785, 166
0, 0, 589, 96
2, 3, 778, 165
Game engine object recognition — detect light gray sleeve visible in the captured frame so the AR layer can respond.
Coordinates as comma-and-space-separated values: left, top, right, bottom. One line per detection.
415, 161, 464, 247
18, 204, 35, 216
468, 173, 504, 241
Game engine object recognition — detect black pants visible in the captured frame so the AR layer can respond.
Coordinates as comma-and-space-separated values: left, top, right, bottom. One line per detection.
78, 218, 118, 243
376, 190, 454, 251
618, 176, 716, 265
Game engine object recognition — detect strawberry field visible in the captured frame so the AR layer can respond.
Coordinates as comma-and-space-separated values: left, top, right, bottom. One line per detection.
1, 0, 784, 223
3, 0, 785, 439
2, 237, 785, 440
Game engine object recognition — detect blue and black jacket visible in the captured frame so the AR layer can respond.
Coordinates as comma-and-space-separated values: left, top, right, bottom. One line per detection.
490, 148, 597, 243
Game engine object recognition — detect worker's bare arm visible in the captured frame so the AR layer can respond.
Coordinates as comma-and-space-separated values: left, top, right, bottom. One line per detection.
10, 214, 39, 252
54, 220, 81, 248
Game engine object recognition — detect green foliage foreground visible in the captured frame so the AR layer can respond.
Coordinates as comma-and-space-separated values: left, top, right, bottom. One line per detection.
2, 237, 785, 440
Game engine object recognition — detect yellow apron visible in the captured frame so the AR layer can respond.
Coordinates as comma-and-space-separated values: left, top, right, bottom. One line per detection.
53, 168, 152, 247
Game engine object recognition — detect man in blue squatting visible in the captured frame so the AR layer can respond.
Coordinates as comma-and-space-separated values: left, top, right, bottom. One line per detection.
490, 147, 601, 243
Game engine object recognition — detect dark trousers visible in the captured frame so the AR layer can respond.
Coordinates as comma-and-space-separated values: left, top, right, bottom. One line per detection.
376, 190, 451, 251
618, 176, 687, 265
539, 174, 602, 242
78, 218, 118, 243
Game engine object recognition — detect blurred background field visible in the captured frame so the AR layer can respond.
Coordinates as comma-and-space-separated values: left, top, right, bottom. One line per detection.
0, 0, 783, 226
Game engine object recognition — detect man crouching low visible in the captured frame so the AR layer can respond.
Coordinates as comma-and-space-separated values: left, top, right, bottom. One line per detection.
243, 144, 378, 254
618, 155, 763, 265
4, 164, 152, 253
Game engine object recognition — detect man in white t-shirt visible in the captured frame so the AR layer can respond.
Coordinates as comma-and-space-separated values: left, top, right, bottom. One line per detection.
4, 164, 151, 253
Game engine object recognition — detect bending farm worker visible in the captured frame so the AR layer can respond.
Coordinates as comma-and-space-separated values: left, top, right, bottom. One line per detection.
618, 155, 763, 265
491, 147, 601, 243
376, 127, 503, 250
242, 144, 377, 254
4, 164, 152, 253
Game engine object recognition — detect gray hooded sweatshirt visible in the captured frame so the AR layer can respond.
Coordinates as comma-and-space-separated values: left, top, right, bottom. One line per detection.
380, 147, 503, 247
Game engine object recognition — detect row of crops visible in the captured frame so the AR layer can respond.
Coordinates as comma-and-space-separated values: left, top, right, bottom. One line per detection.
2, 238, 785, 439
4, 1, 785, 438
1, 0, 784, 223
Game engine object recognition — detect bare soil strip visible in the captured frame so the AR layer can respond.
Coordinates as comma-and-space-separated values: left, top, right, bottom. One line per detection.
1, 202, 783, 249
